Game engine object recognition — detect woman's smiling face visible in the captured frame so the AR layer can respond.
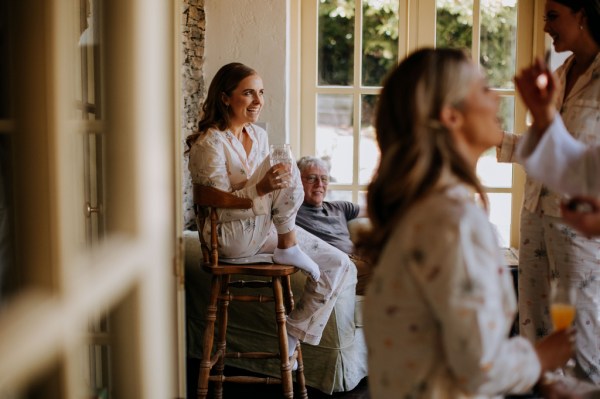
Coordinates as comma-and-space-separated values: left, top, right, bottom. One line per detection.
224, 74, 264, 129
455, 63, 503, 158
544, 0, 584, 53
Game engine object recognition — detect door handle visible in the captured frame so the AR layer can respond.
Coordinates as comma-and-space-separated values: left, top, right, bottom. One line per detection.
85, 202, 101, 217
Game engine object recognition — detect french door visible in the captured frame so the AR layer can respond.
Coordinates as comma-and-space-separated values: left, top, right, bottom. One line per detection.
0, 1, 177, 398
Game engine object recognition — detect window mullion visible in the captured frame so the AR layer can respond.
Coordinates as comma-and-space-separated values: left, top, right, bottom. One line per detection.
472, 0, 481, 66
353, 0, 363, 202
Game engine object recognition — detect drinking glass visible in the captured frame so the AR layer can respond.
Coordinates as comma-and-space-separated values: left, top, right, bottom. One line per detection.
269, 144, 293, 188
270, 144, 293, 167
550, 283, 576, 331
551, 282, 577, 372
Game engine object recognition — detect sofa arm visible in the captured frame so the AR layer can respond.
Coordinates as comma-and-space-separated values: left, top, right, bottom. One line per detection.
347, 217, 370, 243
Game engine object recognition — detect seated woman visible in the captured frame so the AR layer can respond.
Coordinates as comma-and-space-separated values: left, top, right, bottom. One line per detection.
358, 48, 574, 398
186, 62, 356, 356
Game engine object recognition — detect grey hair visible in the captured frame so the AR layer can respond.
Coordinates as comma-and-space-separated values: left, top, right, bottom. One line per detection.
297, 156, 330, 174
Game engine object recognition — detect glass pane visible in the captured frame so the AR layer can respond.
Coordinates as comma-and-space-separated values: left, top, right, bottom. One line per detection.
477, 150, 512, 188
0, 1, 17, 305
84, 313, 111, 398
480, 0, 517, 89
361, 0, 399, 86
318, 0, 355, 86
327, 190, 353, 202
85, 131, 105, 246
360, 94, 379, 184
0, 134, 16, 304
436, 0, 473, 50
488, 193, 512, 247
498, 95, 515, 132
77, 0, 101, 116
358, 191, 367, 209
316, 94, 354, 185
476, 95, 514, 188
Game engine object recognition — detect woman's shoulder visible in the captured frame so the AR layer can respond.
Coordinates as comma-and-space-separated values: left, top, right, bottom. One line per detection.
555, 54, 575, 76
423, 183, 479, 219
398, 183, 487, 243
385, 184, 495, 264
192, 128, 226, 147
188, 129, 228, 162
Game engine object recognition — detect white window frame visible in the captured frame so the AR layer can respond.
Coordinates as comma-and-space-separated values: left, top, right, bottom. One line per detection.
293, 0, 546, 248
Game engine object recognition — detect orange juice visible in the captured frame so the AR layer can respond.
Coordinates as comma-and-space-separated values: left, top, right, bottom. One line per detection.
551, 303, 576, 330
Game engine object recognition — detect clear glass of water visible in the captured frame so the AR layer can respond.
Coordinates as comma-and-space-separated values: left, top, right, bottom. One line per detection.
269, 144, 293, 166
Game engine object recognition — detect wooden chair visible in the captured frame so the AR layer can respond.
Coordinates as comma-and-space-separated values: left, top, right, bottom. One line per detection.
192, 184, 308, 399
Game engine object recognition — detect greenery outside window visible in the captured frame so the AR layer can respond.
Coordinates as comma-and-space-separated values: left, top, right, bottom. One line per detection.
300, 0, 540, 247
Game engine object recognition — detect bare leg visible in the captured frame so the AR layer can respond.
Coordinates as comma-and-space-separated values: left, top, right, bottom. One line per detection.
277, 231, 296, 249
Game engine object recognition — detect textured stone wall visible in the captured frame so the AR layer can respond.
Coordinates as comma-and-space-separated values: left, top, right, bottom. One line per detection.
181, 0, 205, 229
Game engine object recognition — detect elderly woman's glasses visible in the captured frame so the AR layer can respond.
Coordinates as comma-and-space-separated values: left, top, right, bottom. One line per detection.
302, 174, 329, 184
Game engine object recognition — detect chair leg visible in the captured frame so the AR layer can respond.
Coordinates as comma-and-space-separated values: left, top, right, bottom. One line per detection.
272, 276, 294, 399
282, 274, 307, 398
213, 274, 231, 399
282, 275, 294, 314
294, 343, 308, 399
198, 275, 222, 399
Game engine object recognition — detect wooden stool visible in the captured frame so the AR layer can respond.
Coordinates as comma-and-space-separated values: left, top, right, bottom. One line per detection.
193, 184, 308, 399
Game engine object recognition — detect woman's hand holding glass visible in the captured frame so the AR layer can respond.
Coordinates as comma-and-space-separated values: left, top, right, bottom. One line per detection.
534, 284, 577, 391
256, 144, 293, 195
534, 328, 576, 378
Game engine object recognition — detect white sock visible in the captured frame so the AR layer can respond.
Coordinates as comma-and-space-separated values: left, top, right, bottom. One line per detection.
273, 245, 320, 282
287, 333, 299, 371
287, 333, 298, 358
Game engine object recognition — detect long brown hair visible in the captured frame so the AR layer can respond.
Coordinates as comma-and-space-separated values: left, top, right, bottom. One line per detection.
356, 48, 487, 263
185, 62, 257, 152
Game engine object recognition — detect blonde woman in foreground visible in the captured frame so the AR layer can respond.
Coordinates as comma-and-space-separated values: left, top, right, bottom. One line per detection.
359, 48, 574, 398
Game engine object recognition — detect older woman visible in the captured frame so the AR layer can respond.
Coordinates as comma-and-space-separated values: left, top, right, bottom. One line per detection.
186, 62, 355, 356
359, 48, 573, 398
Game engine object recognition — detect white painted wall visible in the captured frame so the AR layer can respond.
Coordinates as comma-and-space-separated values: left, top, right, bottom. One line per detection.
205, 0, 289, 144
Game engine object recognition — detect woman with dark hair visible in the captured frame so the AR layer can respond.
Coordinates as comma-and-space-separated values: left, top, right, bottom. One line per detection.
496, 0, 600, 384
360, 48, 573, 398
186, 62, 355, 357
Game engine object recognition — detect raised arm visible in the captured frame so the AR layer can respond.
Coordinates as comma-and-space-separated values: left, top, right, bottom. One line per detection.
515, 58, 600, 196
514, 56, 558, 135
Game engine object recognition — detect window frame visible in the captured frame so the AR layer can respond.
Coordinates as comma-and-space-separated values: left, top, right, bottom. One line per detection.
0, 1, 177, 397
294, 0, 546, 248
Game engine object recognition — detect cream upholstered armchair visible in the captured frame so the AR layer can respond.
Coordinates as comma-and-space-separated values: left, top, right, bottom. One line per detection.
184, 221, 368, 394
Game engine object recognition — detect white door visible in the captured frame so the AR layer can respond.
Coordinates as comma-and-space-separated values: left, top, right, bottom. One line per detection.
0, 0, 177, 398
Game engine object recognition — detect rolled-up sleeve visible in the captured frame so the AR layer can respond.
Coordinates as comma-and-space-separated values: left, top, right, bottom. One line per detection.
189, 134, 266, 220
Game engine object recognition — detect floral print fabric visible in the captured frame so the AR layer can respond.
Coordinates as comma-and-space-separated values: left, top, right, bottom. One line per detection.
365, 179, 540, 398
498, 53, 600, 384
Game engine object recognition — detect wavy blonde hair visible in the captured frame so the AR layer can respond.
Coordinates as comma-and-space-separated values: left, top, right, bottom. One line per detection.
357, 48, 487, 263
